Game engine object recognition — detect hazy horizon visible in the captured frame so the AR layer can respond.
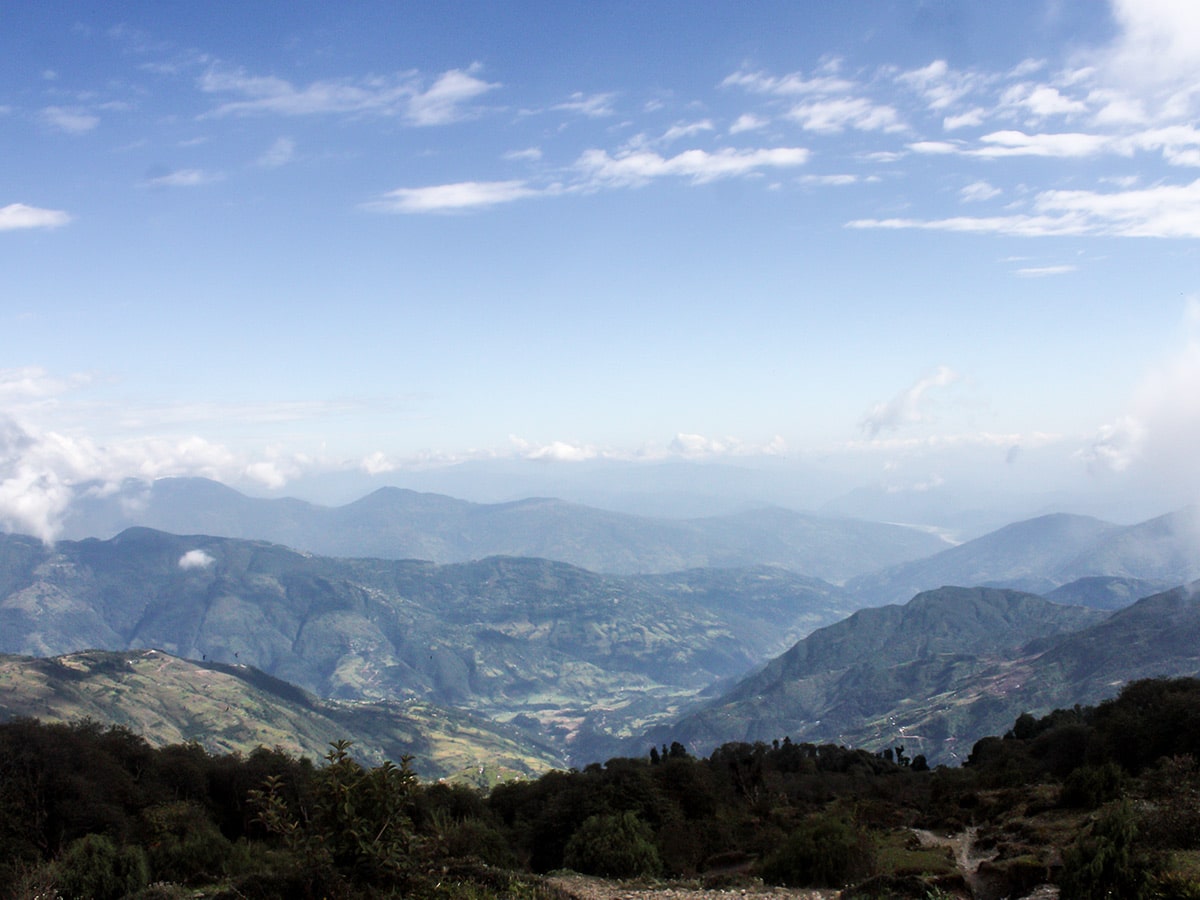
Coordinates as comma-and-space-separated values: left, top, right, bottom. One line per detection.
4, 1, 1200, 540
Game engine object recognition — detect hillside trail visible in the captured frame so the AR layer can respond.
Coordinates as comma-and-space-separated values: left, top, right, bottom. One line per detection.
547, 875, 838, 900
910, 827, 1059, 900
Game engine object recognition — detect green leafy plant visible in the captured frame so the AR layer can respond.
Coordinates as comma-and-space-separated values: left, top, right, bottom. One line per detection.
250, 739, 418, 886
54, 834, 149, 900
759, 810, 875, 888
1059, 800, 1153, 900
562, 811, 661, 879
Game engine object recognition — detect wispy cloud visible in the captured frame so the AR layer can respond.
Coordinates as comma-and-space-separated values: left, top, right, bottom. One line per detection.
553, 91, 616, 118
786, 96, 904, 133
960, 180, 1001, 202
363, 180, 544, 214
860, 366, 961, 436
1081, 298, 1200, 489
721, 66, 856, 97
144, 168, 223, 188
0, 203, 71, 231
200, 63, 498, 125
40, 106, 99, 134
1015, 264, 1077, 277
849, 178, 1200, 238
730, 113, 768, 134
257, 136, 295, 167
576, 146, 809, 187
407, 66, 500, 125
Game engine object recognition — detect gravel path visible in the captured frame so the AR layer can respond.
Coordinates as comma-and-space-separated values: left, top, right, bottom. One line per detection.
546, 875, 838, 900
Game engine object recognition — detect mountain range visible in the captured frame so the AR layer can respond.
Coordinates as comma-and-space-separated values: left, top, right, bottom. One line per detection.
846, 509, 1196, 606
649, 582, 1200, 765
59, 477, 948, 581
0, 527, 855, 763
6, 478, 1200, 772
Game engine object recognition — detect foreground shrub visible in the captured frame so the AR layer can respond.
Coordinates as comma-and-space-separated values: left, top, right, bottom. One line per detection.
759, 810, 875, 888
55, 834, 149, 900
142, 800, 233, 883
1060, 762, 1123, 809
1059, 800, 1153, 900
563, 811, 661, 878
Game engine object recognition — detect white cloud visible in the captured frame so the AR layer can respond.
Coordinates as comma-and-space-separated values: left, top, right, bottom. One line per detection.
179, 549, 215, 570
201, 64, 498, 125
257, 136, 295, 167
510, 436, 598, 462
730, 113, 768, 134
363, 180, 542, 214
960, 181, 1001, 202
1015, 264, 1077, 277
943, 108, 986, 130
144, 168, 223, 188
850, 177, 1200, 238
970, 130, 1113, 158
721, 67, 856, 97
897, 59, 981, 112
660, 120, 714, 144
786, 97, 903, 133
1078, 417, 1145, 473
860, 366, 961, 436
0, 203, 71, 231
1082, 298, 1200, 491
576, 146, 809, 187
909, 140, 961, 155
407, 66, 500, 126
553, 91, 616, 118
360, 451, 396, 475
504, 147, 543, 162
800, 174, 858, 186
1003, 84, 1089, 119
1101, 0, 1200, 95
41, 106, 99, 134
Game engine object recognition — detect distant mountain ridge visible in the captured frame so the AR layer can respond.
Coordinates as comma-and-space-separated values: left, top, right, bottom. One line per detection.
846, 509, 1200, 606
58, 477, 948, 581
0, 527, 856, 763
646, 582, 1200, 765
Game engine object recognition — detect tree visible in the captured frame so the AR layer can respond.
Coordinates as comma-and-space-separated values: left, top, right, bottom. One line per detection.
250, 740, 418, 885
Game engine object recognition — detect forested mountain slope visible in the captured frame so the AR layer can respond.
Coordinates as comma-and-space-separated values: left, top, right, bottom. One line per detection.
0, 527, 854, 762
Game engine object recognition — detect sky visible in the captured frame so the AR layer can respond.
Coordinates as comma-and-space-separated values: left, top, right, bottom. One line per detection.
3, 0, 1200, 539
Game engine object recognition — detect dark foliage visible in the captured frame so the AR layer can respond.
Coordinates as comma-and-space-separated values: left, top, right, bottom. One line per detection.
5, 676, 1200, 897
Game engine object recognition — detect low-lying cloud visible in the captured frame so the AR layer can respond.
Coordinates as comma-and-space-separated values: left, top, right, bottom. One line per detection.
178, 549, 215, 570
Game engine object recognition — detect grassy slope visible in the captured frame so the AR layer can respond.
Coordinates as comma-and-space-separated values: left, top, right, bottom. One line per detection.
0, 649, 564, 783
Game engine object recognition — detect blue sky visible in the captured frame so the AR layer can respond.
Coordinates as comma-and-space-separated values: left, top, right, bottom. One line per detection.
3, 1, 1200, 537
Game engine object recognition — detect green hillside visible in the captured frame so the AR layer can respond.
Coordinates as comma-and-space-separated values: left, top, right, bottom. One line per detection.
649, 583, 1200, 766
0, 648, 561, 783
0, 528, 855, 763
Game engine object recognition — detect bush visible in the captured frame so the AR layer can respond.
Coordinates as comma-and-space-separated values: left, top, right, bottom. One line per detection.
1060, 762, 1124, 809
55, 834, 149, 900
1059, 800, 1154, 900
563, 811, 661, 879
442, 819, 518, 869
759, 810, 875, 888
142, 800, 233, 883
